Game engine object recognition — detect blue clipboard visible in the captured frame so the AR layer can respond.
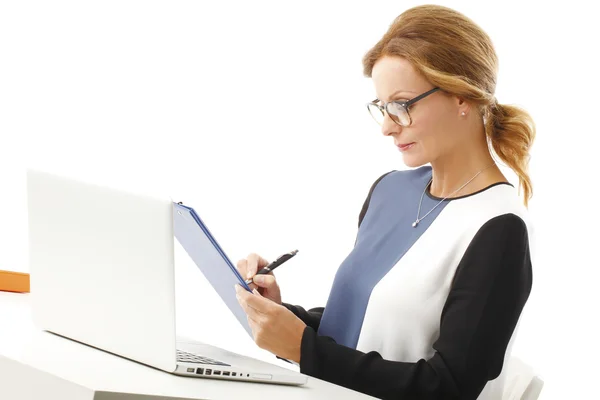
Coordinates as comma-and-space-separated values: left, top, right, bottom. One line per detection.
173, 202, 253, 337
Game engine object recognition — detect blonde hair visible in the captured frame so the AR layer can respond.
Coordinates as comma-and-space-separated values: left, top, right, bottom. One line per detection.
363, 5, 535, 207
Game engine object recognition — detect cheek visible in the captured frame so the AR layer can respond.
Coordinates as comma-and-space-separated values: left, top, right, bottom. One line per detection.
418, 132, 447, 157
410, 115, 439, 143
417, 108, 456, 144
411, 119, 454, 156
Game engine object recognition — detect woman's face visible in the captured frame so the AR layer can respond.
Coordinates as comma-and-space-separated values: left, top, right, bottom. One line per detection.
371, 55, 466, 167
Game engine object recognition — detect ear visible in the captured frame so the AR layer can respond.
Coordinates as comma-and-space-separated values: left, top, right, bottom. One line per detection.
456, 96, 471, 117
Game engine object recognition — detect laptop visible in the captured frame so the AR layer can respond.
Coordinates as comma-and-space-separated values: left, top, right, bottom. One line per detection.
26, 168, 307, 386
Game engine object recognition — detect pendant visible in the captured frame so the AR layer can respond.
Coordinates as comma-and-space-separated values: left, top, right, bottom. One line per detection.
412, 220, 419, 227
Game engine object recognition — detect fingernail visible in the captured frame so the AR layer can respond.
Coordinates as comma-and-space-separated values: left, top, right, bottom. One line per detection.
234, 284, 241, 292
253, 275, 263, 284
253, 289, 260, 295
247, 271, 253, 279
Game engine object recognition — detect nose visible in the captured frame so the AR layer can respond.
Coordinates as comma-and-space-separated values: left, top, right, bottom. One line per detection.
381, 114, 401, 137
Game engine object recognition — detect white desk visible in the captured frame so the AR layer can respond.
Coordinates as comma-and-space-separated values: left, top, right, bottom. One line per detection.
0, 292, 375, 400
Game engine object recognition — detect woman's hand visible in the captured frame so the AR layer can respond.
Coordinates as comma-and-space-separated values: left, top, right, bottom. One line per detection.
236, 253, 282, 305
235, 284, 306, 363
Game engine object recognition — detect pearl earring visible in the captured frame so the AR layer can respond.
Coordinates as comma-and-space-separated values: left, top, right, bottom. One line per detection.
461, 112, 466, 116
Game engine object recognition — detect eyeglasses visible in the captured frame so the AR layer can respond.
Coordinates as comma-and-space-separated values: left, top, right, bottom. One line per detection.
367, 87, 440, 127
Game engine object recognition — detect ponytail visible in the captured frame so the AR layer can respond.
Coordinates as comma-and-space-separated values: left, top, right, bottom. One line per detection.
484, 101, 536, 207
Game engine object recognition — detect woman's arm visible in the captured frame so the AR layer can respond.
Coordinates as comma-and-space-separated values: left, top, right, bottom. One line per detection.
281, 304, 324, 331
298, 213, 533, 400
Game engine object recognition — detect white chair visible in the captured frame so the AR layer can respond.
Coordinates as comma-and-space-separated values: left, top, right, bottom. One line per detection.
502, 356, 544, 400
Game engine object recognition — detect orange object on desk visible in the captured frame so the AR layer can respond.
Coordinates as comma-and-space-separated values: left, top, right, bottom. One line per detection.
0, 270, 30, 293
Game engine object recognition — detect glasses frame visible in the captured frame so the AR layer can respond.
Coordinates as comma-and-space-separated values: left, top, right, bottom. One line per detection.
367, 87, 441, 127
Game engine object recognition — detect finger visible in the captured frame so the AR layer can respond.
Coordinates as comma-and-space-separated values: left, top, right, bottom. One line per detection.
235, 284, 261, 310
238, 298, 250, 315
247, 315, 261, 342
243, 289, 273, 313
236, 258, 248, 277
240, 274, 259, 291
236, 288, 253, 315
241, 300, 259, 320
245, 306, 266, 330
236, 267, 258, 289
235, 284, 252, 300
251, 290, 274, 320
236, 284, 270, 313
246, 312, 261, 327
246, 253, 269, 280
240, 295, 263, 323
247, 312, 271, 350
252, 274, 276, 288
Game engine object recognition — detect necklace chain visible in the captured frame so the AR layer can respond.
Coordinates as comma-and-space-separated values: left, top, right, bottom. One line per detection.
413, 162, 497, 228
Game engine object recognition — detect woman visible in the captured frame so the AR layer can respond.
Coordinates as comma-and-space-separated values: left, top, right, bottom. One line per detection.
235, 5, 535, 400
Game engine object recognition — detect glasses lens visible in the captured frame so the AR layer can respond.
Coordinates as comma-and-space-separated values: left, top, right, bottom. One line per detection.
387, 102, 411, 126
367, 103, 385, 125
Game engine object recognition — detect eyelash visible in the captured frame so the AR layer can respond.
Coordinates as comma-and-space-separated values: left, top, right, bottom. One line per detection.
377, 100, 409, 106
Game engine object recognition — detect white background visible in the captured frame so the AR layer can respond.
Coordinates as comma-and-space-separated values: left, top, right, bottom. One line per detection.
1, 1, 598, 398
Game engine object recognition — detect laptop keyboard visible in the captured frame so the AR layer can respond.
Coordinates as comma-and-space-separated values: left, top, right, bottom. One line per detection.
176, 350, 231, 366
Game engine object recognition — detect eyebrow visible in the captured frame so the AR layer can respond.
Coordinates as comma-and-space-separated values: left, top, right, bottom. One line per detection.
390, 89, 415, 98
375, 89, 416, 102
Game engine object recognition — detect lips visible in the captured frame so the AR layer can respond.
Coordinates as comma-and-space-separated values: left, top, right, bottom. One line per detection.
397, 142, 415, 150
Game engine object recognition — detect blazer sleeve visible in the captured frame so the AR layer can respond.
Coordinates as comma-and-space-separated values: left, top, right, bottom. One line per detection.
298, 213, 533, 400
282, 304, 325, 331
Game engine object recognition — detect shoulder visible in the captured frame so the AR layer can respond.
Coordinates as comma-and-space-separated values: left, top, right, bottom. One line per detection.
453, 188, 536, 277
432, 183, 537, 265
474, 213, 530, 245
447, 183, 534, 234
452, 212, 533, 295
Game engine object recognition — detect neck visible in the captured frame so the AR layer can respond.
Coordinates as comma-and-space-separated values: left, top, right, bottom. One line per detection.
428, 137, 502, 199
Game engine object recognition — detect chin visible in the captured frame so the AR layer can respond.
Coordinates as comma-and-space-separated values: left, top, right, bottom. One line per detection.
402, 156, 429, 169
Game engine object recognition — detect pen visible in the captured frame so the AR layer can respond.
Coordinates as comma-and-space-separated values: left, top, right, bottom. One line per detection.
244, 250, 299, 285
